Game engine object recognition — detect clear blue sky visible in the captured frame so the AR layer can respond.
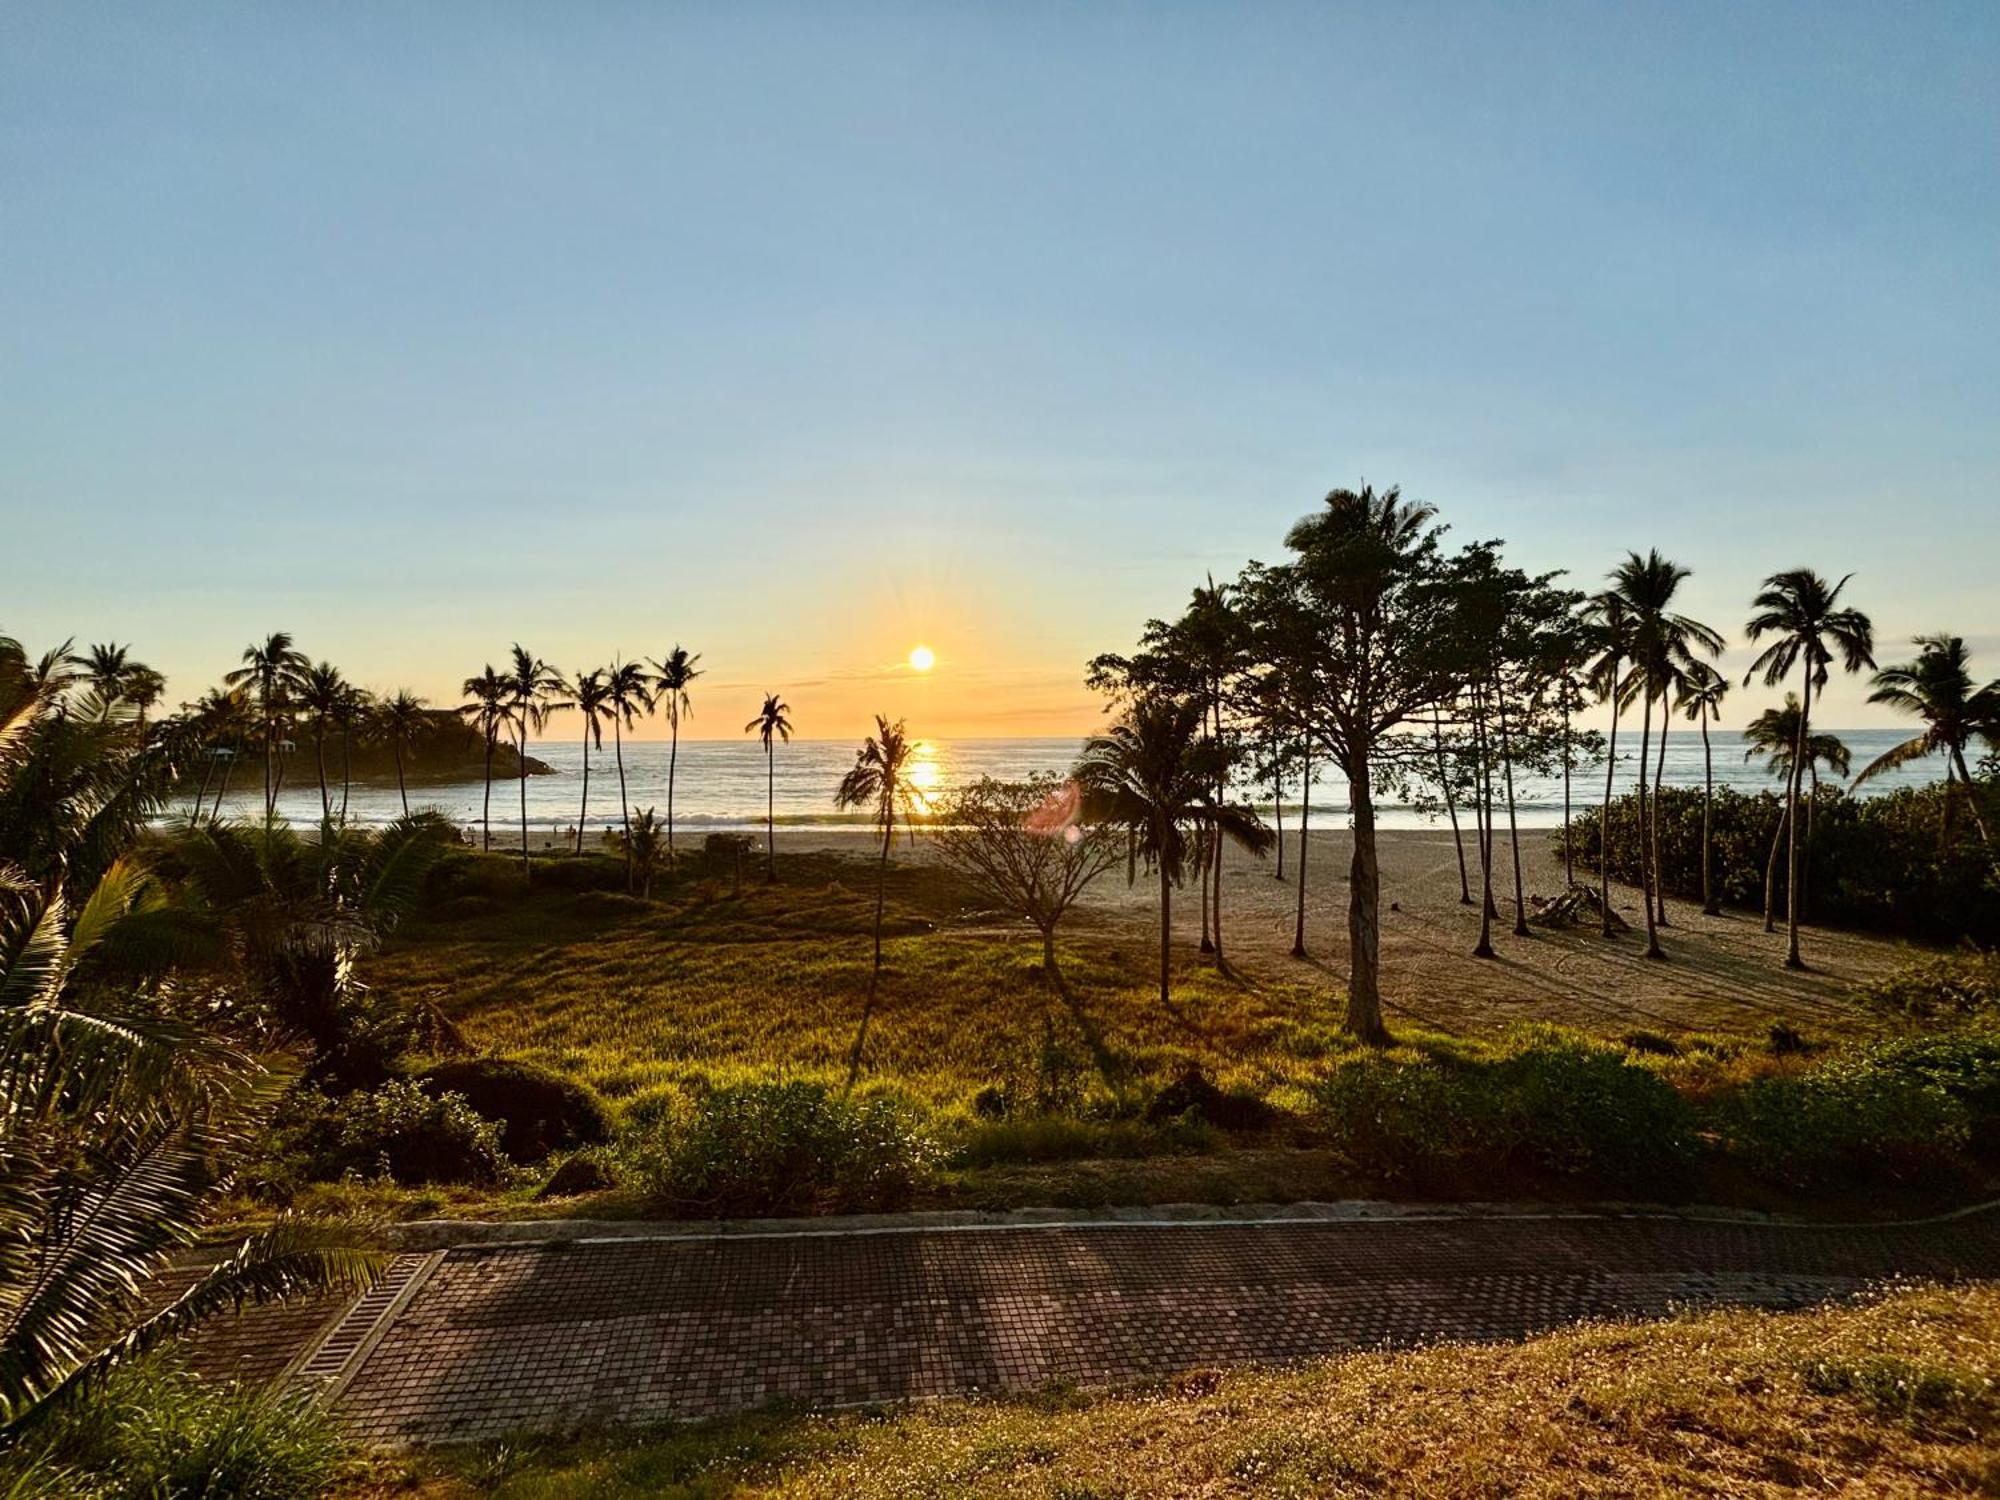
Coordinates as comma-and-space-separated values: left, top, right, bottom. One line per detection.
3, 3, 1995, 735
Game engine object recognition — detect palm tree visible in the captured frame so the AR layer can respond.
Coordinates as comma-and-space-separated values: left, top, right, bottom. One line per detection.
1607, 551, 1723, 959
67, 641, 133, 704
833, 715, 925, 1089
1077, 695, 1272, 1009
1744, 697, 1851, 933
1676, 663, 1730, 915
183, 686, 248, 824
649, 646, 702, 864
745, 693, 793, 881
620, 807, 669, 898
601, 660, 653, 884
563, 667, 612, 854
375, 689, 431, 816
504, 646, 562, 875
1744, 569, 1875, 968
331, 681, 371, 825
223, 633, 305, 821
458, 666, 508, 850
123, 666, 166, 737
1856, 635, 1998, 846
1583, 592, 1630, 938
295, 661, 349, 827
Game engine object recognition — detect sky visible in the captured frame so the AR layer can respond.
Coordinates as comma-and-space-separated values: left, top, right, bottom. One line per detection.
3, 3, 1996, 739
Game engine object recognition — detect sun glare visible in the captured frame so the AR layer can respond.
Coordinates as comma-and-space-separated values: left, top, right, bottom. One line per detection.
908, 644, 936, 672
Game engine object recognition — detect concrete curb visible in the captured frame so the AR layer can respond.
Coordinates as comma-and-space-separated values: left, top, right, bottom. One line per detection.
381, 1195, 2000, 1252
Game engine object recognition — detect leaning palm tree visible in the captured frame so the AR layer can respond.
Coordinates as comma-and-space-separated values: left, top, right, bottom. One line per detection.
183, 686, 248, 824
1855, 635, 1998, 846
745, 693, 793, 882
603, 660, 654, 886
458, 666, 509, 851
1076, 694, 1272, 1009
649, 646, 702, 863
1676, 662, 1730, 915
375, 689, 431, 816
833, 715, 925, 1089
223, 632, 305, 821
564, 667, 612, 854
294, 660, 349, 828
1607, 551, 1723, 959
504, 645, 563, 875
1582, 591, 1631, 938
1744, 570, 1874, 969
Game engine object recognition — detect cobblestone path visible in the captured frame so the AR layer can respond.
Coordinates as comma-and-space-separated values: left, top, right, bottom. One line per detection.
293, 1210, 2000, 1445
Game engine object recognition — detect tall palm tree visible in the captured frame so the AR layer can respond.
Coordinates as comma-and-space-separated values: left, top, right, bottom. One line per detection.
1744, 697, 1850, 932
1077, 695, 1272, 1009
563, 667, 612, 854
1583, 592, 1630, 938
458, 666, 508, 851
504, 646, 562, 875
67, 641, 133, 704
223, 633, 305, 822
331, 681, 370, 825
649, 646, 702, 864
745, 693, 793, 881
295, 661, 349, 827
1744, 569, 1875, 968
833, 715, 924, 1089
605, 660, 654, 885
375, 689, 430, 816
123, 666, 166, 737
1607, 551, 1722, 960
1856, 634, 1998, 846
1676, 663, 1730, 915
183, 686, 247, 824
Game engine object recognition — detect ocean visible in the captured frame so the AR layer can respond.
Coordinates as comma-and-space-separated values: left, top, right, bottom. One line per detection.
185, 730, 1949, 837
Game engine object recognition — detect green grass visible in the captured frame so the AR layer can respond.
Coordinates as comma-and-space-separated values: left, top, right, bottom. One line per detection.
364, 1282, 2000, 1498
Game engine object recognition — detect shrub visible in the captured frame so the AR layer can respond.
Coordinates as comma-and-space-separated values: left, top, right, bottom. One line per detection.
1861, 952, 2000, 1019
1145, 1066, 1282, 1133
1714, 1056, 1970, 1188
423, 850, 528, 905
306, 1079, 509, 1185
9, 1359, 351, 1500
1315, 1028, 1698, 1193
414, 1056, 610, 1164
953, 1115, 1219, 1169
1860, 1032, 2000, 1156
628, 1081, 939, 1216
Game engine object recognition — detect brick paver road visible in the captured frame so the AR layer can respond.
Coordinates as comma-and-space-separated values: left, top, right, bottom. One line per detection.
305, 1210, 2000, 1445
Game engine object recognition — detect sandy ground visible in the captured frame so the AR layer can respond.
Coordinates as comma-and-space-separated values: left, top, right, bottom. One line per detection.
734, 824, 1914, 1039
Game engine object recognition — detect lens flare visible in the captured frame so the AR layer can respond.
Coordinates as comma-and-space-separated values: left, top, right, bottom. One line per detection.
908, 645, 936, 672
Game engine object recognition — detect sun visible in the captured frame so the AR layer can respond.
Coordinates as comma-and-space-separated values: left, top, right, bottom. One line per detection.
907, 644, 936, 672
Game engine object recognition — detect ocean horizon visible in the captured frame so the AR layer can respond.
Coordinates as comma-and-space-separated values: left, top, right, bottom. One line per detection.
183, 729, 1955, 837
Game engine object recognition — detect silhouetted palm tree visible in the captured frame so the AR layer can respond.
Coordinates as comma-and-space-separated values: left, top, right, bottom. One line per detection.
458, 666, 508, 851
331, 681, 370, 825
123, 666, 166, 737
605, 660, 654, 886
1583, 592, 1630, 938
745, 693, 792, 881
296, 661, 349, 828
1743, 696, 1852, 937
223, 633, 305, 821
1856, 634, 1998, 846
563, 667, 611, 854
1676, 663, 1730, 915
375, 690, 430, 816
184, 687, 248, 823
504, 646, 563, 875
67, 641, 133, 704
1077, 695, 1272, 1009
649, 646, 702, 864
620, 807, 668, 898
1744, 569, 1874, 968
834, 715, 924, 1089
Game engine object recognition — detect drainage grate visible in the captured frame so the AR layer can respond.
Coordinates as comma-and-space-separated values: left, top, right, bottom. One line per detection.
286, 1250, 444, 1404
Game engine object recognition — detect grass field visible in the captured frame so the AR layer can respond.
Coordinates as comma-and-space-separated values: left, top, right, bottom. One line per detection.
360, 1282, 2000, 1498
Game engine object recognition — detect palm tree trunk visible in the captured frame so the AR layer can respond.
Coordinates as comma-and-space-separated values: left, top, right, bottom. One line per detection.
1952, 745, 1991, 844
1651, 705, 1670, 926
1210, 682, 1225, 961
1344, 743, 1390, 1044
766, 744, 776, 881
1495, 674, 1529, 938
481, 732, 494, 851
1271, 733, 1285, 881
1784, 673, 1810, 968
1561, 685, 1574, 889
1600, 667, 1621, 937
666, 716, 679, 866
1435, 705, 1472, 904
263, 712, 275, 821
1472, 685, 1496, 959
314, 725, 330, 827
395, 740, 410, 816
340, 732, 353, 825
1637, 686, 1663, 959
1291, 741, 1311, 958
1158, 851, 1173, 1008
1699, 705, 1717, 914
1763, 799, 1786, 931
1198, 830, 1212, 954
518, 724, 532, 877
844, 813, 894, 1090
214, 744, 236, 823
190, 750, 216, 824
576, 724, 591, 855
615, 718, 632, 886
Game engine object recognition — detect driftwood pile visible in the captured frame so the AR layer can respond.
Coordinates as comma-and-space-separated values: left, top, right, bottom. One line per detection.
1528, 884, 1630, 931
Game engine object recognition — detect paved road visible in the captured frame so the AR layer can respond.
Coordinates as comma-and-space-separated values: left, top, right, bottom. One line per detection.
273, 1207, 2000, 1446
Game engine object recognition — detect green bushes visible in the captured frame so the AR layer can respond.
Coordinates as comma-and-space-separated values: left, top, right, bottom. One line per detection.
0, 1361, 351, 1499
414, 1057, 610, 1164
303, 1079, 509, 1186
1861, 951, 2000, 1019
1712, 1059, 1969, 1188
625, 1081, 940, 1215
1315, 1029, 1698, 1192
953, 1114, 1219, 1168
